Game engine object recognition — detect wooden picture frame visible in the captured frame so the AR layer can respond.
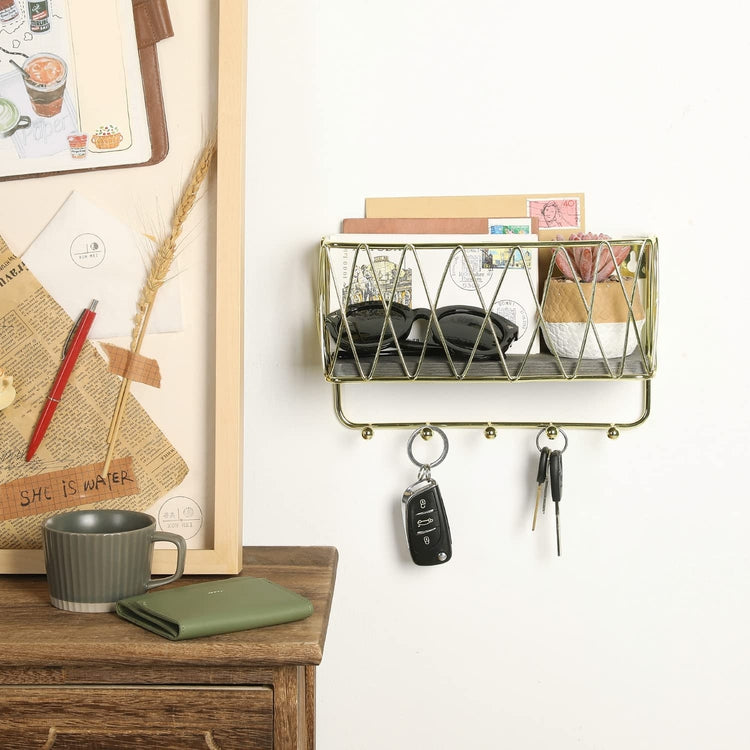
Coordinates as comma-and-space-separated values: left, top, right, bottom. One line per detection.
0, 0, 246, 574
166, 0, 246, 575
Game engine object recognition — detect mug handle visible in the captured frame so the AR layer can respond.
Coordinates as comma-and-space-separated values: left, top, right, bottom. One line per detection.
14, 115, 31, 132
146, 531, 187, 590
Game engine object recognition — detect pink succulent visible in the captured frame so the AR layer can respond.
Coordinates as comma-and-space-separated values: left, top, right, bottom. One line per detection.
554, 232, 631, 283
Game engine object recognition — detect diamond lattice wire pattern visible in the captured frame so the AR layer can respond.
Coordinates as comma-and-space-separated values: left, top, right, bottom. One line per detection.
321, 238, 656, 383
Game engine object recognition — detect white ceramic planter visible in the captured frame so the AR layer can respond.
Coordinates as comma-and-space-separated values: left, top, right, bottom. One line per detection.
542, 278, 645, 359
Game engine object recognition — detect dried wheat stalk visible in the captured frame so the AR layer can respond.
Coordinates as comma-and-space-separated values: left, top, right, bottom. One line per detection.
103, 137, 217, 475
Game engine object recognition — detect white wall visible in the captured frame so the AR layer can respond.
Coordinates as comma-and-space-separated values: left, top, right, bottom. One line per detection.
244, 1, 749, 748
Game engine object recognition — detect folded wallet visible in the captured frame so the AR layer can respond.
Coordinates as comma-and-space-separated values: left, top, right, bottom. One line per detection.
115, 577, 314, 641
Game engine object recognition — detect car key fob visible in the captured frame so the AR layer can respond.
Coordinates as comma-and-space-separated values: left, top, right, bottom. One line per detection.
402, 477, 452, 566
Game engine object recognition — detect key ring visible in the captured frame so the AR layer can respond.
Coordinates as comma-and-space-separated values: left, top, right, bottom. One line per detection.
535, 426, 568, 453
407, 426, 449, 470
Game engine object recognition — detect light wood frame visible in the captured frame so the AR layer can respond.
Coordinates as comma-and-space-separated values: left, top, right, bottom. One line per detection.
0, 0, 246, 575
171, 0, 246, 574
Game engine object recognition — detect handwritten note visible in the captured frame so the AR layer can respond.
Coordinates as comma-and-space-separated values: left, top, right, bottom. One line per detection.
0, 457, 139, 522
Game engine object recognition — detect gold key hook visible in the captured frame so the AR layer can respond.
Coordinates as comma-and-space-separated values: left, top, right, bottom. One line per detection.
535, 426, 568, 454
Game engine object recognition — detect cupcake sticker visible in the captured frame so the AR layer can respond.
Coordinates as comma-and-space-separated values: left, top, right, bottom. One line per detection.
91, 124, 123, 150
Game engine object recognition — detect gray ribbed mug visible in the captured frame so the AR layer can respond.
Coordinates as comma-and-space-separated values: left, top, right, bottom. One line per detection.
43, 509, 187, 613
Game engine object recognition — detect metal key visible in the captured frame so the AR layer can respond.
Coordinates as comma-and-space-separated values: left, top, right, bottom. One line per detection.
532, 447, 549, 531
541, 461, 550, 515
549, 449, 563, 556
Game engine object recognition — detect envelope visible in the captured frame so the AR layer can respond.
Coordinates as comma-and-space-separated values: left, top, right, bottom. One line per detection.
364, 193, 585, 240
20, 191, 182, 340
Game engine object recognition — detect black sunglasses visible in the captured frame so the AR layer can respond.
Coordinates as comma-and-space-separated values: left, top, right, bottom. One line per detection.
325, 301, 519, 358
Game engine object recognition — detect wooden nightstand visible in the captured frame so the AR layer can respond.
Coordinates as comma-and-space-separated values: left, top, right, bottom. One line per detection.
0, 546, 338, 749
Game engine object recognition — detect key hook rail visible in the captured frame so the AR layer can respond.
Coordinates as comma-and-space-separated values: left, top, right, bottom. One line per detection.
318, 236, 658, 439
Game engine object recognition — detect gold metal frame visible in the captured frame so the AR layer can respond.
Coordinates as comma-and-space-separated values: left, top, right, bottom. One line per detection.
318, 236, 658, 437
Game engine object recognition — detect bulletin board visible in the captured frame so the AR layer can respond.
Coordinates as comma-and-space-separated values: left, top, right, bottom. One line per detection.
0, 0, 246, 574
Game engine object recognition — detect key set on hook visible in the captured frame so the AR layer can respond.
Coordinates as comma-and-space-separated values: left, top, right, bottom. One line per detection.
532, 427, 567, 556
398, 424, 571, 566
401, 426, 453, 566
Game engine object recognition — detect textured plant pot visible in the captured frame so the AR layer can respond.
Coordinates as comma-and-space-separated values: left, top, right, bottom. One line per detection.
542, 278, 645, 359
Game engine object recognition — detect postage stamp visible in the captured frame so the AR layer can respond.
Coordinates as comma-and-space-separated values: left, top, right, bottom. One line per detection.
493, 299, 529, 339
481, 246, 534, 271
448, 248, 492, 291
488, 219, 533, 235
527, 198, 581, 230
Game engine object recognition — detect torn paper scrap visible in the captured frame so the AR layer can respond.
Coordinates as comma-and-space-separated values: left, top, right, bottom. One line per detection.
20, 191, 183, 340
0, 457, 138, 522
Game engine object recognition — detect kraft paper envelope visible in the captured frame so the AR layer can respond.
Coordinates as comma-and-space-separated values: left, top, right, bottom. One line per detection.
342, 216, 539, 235
365, 193, 585, 241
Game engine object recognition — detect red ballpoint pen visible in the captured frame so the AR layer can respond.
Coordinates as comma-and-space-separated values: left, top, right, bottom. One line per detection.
26, 300, 98, 462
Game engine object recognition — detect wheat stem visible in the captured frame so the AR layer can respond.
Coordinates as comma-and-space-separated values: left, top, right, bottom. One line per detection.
103, 138, 216, 475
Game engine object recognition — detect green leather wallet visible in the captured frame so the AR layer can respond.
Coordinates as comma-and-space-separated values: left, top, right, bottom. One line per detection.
115, 576, 313, 640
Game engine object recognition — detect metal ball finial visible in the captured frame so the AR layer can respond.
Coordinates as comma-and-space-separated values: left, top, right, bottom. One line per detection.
484, 426, 497, 439
607, 426, 620, 440
546, 425, 558, 440
420, 426, 433, 441
361, 426, 374, 440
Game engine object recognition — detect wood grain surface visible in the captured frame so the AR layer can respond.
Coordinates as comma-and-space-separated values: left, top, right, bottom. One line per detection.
0, 546, 338, 750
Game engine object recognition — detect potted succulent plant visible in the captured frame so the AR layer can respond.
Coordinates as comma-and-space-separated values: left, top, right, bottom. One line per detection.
542, 232, 645, 359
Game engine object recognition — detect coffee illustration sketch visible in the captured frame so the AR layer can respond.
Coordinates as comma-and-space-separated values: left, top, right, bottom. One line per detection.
0, 0, 20, 26
0, 95, 29, 136
27, 1, 51, 34
0, 0, 137, 175
23, 52, 67, 117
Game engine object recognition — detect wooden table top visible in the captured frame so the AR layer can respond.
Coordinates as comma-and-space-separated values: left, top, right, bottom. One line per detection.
0, 546, 338, 670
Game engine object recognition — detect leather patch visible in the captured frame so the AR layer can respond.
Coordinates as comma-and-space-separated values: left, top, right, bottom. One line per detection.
133, 0, 174, 49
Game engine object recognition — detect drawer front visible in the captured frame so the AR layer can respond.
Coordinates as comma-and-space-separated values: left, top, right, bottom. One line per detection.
0, 686, 273, 749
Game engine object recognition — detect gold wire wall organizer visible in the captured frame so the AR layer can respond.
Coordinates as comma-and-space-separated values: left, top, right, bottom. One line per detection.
317, 235, 658, 437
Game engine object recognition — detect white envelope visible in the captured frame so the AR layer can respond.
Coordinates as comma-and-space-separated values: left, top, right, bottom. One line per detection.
21, 191, 183, 340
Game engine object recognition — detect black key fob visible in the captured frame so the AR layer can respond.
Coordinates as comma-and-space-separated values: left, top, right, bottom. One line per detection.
402, 478, 452, 566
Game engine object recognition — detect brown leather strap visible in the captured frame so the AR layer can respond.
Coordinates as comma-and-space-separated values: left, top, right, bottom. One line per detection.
133, 0, 174, 49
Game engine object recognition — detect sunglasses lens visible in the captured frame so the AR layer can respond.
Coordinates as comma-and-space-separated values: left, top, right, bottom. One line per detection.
335, 304, 410, 349
436, 311, 514, 354
327, 304, 516, 357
